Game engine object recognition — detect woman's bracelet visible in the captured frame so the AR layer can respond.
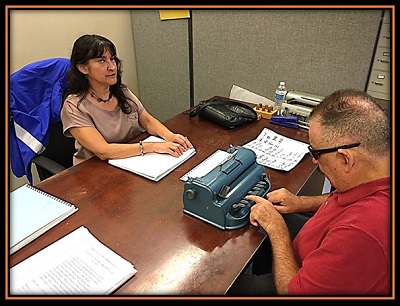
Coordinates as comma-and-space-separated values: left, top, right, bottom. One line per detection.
139, 141, 144, 156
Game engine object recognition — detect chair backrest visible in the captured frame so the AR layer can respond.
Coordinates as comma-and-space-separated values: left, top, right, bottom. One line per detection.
34, 121, 76, 181
10, 57, 74, 183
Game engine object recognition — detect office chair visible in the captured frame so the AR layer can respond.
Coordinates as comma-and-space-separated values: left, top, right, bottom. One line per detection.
31, 120, 76, 181
9, 57, 75, 183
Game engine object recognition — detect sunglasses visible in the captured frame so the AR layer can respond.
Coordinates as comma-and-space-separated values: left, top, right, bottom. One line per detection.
308, 142, 361, 160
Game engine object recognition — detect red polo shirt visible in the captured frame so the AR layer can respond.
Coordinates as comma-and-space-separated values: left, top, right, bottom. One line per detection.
289, 177, 391, 295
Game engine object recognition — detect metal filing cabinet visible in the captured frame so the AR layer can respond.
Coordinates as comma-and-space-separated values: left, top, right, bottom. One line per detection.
367, 10, 391, 101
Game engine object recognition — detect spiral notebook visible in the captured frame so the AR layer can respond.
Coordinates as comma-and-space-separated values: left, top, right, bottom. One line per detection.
10, 184, 78, 254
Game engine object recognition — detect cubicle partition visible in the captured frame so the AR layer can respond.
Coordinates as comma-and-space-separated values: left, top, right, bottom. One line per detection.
131, 9, 384, 122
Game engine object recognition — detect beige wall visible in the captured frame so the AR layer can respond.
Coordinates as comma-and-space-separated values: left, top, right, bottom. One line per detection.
9, 9, 139, 191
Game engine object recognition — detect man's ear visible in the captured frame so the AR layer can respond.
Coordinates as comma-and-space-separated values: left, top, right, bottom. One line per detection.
76, 64, 88, 75
338, 148, 356, 173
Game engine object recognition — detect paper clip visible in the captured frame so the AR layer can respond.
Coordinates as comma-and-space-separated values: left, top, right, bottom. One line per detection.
270, 115, 299, 129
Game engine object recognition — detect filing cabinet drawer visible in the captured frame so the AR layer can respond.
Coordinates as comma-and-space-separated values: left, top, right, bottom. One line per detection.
371, 46, 390, 71
367, 71, 390, 100
369, 71, 390, 89
367, 90, 390, 101
377, 23, 391, 48
367, 10, 391, 102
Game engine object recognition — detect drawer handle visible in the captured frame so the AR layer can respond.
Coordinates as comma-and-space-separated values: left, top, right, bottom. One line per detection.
373, 82, 384, 86
380, 59, 390, 63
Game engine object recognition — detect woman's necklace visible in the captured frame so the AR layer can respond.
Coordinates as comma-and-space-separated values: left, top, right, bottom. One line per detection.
89, 91, 113, 103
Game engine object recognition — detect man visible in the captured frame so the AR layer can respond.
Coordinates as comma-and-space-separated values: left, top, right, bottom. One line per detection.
228, 89, 391, 295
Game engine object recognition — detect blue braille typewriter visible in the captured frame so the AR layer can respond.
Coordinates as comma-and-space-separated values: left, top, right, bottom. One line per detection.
183, 146, 271, 230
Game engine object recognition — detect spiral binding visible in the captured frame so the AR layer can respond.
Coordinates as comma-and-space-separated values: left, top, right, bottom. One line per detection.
25, 184, 75, 207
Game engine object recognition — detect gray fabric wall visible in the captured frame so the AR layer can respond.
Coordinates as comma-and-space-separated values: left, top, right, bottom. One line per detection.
131, 10, 190, 122
131, 9, 383, 122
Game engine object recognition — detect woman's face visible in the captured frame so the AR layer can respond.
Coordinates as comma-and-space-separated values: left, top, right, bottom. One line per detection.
78, 50, 118, 88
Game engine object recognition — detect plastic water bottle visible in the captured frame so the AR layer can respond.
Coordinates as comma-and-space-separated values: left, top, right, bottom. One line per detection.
274, 81, 287, 116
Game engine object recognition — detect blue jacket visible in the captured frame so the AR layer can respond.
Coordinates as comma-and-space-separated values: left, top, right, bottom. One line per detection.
9, 58, 71, 184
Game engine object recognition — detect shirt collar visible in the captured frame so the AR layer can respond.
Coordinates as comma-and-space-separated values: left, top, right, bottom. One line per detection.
331, 177, 390, 207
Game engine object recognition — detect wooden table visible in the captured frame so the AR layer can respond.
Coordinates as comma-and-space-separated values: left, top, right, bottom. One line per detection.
9, 102, 317, 296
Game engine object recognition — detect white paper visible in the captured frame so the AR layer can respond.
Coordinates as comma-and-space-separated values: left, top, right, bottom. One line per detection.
10, 226, 137, 295
108, 136, 196, 181
180, 149, 232, 181
243, 128, 309, 171
229, 84, 275, 107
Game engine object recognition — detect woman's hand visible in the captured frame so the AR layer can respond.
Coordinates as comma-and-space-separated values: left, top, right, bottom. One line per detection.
168, 133, 193, 150
146, 134, 193, 157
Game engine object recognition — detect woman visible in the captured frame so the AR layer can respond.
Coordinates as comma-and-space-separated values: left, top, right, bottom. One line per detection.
61, 34, 193, 165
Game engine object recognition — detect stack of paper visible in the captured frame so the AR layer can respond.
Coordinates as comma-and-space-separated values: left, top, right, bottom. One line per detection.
108, 136, 196, 181
10, 226, 137, 295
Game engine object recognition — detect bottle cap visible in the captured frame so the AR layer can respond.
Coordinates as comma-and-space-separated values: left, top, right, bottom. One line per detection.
279, 81, 285, 85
